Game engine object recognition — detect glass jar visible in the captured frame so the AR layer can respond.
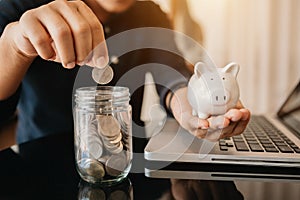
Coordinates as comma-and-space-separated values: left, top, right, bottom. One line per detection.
74, 86, 132, 185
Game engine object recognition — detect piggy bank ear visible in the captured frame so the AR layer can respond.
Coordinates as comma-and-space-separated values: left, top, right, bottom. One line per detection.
194, 62, 211, 78
223, 62, 240, 78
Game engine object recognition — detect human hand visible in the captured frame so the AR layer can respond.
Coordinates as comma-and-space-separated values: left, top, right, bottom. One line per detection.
170, 87, 250, 141
205, 101, 250, 141
5, 0, 108, 69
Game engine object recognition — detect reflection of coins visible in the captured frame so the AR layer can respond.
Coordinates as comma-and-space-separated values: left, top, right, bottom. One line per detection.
97, 115, 121, 137
105, 152, 128, 177
89, 189, 106, 200
79, 187, 106, 200
108, 190, 128, 200
79, 158, 105, 179
92, 65, 114, 85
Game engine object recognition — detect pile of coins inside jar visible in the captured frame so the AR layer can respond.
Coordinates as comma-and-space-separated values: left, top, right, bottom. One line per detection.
76, 110, 132, 183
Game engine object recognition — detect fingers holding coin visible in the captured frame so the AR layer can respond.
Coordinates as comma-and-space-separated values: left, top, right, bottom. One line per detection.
17, 0, 109, 69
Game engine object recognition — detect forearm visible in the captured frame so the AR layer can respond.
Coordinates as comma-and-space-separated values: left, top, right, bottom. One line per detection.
166, 87, 192, 122
0, 23, 34, 100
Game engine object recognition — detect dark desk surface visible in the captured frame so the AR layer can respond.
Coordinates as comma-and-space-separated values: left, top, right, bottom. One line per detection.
0, 132, 299, 200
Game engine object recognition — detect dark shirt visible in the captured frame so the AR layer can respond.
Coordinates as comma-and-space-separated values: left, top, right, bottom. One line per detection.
0, 0, 191, 145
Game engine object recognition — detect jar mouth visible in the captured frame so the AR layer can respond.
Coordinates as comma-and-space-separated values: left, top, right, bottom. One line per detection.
76, 86, 129, 96
75, 86, 130, 106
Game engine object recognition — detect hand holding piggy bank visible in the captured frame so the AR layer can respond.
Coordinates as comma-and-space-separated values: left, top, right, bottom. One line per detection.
187, 62, 240, 119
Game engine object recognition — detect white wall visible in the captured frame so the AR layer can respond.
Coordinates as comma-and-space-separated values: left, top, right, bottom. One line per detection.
153, 0, 300, 114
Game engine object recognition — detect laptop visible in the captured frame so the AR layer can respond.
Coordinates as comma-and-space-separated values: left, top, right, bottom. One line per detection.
144, 80, 300, 170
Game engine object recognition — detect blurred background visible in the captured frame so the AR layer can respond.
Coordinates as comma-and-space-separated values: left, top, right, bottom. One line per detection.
149, 0, 300, 115
148, 1, 300, 198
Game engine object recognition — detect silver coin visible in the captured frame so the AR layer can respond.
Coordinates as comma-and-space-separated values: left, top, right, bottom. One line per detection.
79, 187, 106, 200
80, 119, 98, 138
89, 189, 106, 200
97, 115, 121, 137
80, 126, 100, 151
108, 190, 127, 200
110, 142, 124, 154
79, 158, 105, 179
104, 141, 123, 154
104, 132, 122, 144
92, 65, 114, 85
105, 152, 128, 177
103, 137, 120, 149
87, 138, 103, 159
98, 155, 110, 165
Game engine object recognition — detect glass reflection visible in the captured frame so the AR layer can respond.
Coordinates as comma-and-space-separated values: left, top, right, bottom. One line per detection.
78, 177, 133, 200
159, 179, 243, 200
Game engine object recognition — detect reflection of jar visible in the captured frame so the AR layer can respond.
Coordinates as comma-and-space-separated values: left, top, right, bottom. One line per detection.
74, 86, 132, 185
77, 178, 133, 200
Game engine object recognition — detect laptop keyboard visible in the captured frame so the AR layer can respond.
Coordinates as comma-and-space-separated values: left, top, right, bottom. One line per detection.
219, 116, 300, 153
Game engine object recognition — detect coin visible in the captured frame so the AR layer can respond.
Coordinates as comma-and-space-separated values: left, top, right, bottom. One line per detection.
80, 117, 98, 138
87, 137, 103, 159
97, 115, 121, 137
104, 132, 122, 144
88, 122, 99, 137
111, 142, 124, 154
105, 152, 128, 177
79, 158, 105, 179
104, 141, 123, 154
108, 190, 127, 200
80, 122, 100, 151
98, 155, 109, 165
89, 189, 106, 200
92, 65, 114, 85
79, 187, 106, 200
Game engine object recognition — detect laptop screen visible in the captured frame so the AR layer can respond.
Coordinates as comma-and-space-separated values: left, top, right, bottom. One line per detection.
277, 80, 300, 136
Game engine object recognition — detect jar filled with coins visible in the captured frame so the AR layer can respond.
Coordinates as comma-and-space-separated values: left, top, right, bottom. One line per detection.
74, 86, 132, 185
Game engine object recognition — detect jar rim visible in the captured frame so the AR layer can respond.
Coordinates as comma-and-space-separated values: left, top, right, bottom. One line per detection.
75, 86, 130, 106
76, 86, 129, 95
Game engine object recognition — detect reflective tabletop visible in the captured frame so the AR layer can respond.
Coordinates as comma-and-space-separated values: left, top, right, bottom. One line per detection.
0, 132, 299, 200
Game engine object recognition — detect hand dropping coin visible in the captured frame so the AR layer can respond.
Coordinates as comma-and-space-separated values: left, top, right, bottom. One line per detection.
92, 65, 114, 85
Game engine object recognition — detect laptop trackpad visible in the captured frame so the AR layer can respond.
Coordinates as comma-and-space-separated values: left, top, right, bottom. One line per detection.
144, 118, 217, 161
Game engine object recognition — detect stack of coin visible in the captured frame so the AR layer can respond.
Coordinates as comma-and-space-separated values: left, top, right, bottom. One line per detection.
78, 158, 105, 180
78, 113, 98, 151
78, 114, 104, 160
97, 115, 124, 154
116, 112, 131, 151
78, 113, 96, 134
86, 134, 103, 160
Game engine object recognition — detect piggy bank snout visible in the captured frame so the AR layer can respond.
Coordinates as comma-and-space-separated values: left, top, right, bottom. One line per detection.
211, 89, 230, 105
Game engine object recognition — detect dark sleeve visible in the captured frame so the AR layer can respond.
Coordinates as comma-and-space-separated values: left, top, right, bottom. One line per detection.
0, 0, 51, 34
141, 2, 192, 113
0, 0, 50, 125
108, 1, 193, 117
0, 87, 21, 126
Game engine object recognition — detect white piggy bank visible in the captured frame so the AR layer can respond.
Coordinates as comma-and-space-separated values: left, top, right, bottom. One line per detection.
187, 62, 240, 119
